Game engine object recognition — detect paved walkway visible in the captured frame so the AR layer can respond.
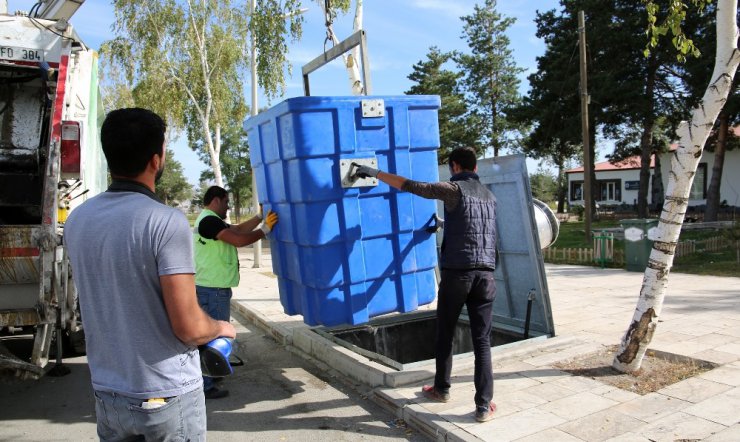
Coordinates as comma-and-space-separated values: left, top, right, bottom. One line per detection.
232, 248, 740, 441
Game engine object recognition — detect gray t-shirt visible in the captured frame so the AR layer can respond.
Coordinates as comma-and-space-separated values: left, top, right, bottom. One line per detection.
65, 186, 201, 399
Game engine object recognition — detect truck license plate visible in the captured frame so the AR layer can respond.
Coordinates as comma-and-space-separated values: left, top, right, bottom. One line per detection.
0, 46, 44, 62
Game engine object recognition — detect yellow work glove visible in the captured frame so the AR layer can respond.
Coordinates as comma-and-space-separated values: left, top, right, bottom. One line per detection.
259, 210, 278, 235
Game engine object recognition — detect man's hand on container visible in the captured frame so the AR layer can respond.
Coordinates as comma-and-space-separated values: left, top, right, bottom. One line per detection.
218, 320, 237, 339
353, 163, 380, 179
259, 210, 278, 235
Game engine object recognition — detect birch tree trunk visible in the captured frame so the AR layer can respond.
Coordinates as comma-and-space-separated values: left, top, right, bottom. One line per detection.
348, 0, 364, 94
213, 123, 223, 187
613, 0, 740, 372
320, 0, 364, 95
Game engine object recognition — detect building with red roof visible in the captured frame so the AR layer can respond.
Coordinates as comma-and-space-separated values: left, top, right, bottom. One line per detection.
566, 146, 740, 210
566, 155, 656, 208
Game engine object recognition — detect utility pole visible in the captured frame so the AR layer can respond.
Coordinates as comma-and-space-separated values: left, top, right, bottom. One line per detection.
578, 10, 592, 244
248, 3, 307, 268
250, 0, 262, 268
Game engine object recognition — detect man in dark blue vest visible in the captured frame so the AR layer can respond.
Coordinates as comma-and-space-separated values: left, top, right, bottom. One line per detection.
354, 147, 498, 422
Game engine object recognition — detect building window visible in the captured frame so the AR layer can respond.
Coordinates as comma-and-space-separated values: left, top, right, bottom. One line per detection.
689, 163, 707, 200
570, 181, 583, 201
597, 180, 622, 202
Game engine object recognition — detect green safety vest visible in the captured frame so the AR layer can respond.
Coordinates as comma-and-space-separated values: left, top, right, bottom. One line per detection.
193, 209, 239, 288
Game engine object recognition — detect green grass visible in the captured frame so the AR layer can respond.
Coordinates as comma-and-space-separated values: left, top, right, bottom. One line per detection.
552, 220, 622, 249
672, 249, 740, 276
551, 220, 740, 277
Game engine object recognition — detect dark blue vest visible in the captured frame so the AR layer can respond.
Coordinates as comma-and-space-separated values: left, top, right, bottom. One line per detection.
440, 172, 497, 270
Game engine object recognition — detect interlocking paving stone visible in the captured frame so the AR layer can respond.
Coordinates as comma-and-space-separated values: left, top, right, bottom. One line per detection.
517, 367, 571, 383
556, 409, 646, 442
538, 391, 619, 420
612, 393, 692, 423
492, 372, 543, 394
493, 390, 548, 410
636, 411, 727, 441
514, 428, 585, 442
519, 380, 583, 402
715, 343, 740, 357
550, 375, 606, 393
599, 387, 642, 403
683, 389, 740, 426
704, 423, 740, 441
467, 407, 567, 441
601, 432, 652, 441
692, 349, 740, 365
699, 365, 740, 386
659, 377, 734, 403
659, 339, 722, 356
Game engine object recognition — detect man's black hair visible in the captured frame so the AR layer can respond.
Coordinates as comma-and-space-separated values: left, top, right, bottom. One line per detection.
448, 147, 477, 171
101, 108, 166, 178
203, 186, 228, 205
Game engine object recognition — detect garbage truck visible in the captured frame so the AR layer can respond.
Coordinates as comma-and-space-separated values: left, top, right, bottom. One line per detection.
0, 0, 107, 378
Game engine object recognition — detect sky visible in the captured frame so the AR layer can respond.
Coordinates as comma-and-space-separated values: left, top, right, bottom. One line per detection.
8, 0, 565, 185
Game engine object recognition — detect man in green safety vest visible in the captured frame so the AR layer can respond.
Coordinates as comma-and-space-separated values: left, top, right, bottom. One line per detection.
193, 185, 278, 399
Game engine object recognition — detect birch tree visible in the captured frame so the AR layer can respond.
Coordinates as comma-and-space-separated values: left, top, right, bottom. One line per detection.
104, 0, 302, 187
613, 0, 739, 372
316, 0, 365, 94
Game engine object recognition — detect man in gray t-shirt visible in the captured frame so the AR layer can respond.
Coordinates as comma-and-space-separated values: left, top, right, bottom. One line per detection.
65, 108, 235, 441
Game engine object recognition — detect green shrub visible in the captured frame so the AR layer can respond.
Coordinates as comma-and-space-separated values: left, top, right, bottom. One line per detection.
571, 205, 585, 221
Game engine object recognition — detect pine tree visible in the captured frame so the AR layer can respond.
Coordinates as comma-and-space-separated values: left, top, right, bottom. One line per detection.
456, 0, 524, 157
406, 47, 480, 163
510, 5, 587, 212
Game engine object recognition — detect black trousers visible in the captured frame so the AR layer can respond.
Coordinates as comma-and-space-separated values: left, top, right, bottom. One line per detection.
434, 268, 496, 406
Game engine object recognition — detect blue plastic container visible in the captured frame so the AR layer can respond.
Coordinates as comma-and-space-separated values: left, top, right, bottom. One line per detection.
244, 96, 441, 327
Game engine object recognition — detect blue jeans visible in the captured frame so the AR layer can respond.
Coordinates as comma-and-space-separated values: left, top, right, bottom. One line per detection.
196, 286, 232, 391
195, 286, 232, 321
435, 269, 496, 407
93, 388, 206, 441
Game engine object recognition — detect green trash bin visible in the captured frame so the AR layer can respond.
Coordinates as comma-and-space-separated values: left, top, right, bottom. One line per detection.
621, 219, 659, 272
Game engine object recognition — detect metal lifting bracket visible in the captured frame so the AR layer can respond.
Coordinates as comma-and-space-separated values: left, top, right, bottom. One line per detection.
302, 30, 372, 96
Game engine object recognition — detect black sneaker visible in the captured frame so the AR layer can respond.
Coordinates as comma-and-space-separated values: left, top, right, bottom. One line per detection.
204, 387, 229, 400
475, 402, 496, 422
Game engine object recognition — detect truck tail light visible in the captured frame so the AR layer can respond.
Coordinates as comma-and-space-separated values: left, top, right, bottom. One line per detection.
60, 121, 81, 174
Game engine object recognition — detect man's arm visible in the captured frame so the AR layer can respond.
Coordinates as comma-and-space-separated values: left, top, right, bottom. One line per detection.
400, 180, 460, 208
376, 171, 407, 190
160, 273, 236, 346
216, 227, 265, 247
369, 168, 460, 208
200, 211, 278, 247
230, 215, 262, 235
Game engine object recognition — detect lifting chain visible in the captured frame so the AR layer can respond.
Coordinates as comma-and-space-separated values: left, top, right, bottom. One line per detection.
323, 0, 337, 53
